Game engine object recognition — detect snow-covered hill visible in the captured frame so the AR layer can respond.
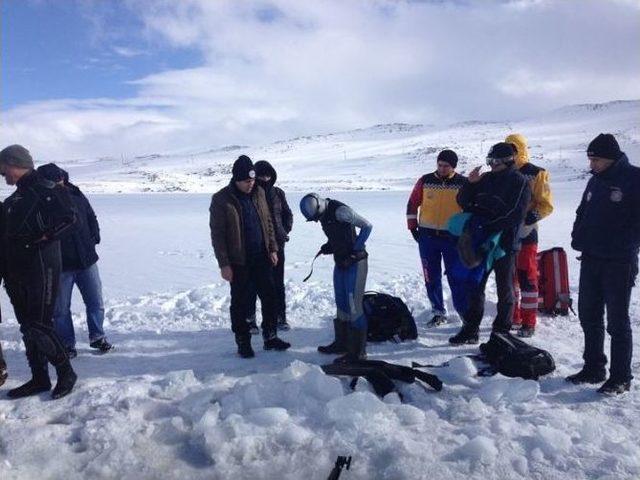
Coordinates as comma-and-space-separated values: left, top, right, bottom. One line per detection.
12, 99, 637, 195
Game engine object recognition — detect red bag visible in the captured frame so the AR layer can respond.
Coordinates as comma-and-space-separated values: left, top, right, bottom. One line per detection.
537, 247, 574, 316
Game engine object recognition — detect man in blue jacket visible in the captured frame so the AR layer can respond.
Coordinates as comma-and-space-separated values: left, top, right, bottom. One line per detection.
38, 164, 112, 358
567, 134, 640, 395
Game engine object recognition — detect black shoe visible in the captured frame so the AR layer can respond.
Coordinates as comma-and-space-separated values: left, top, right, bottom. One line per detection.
67, 348, 78, 359
449, 329, 479, 345
0, 365, 8, 387
51, 365, 77, 400
318, 341, 347, 355
597, 378, 631, 395
7, 377, 52, 399
237, 342, 255, 359
426, 314, 447, 328
565, 368, 606, 385
89, 338, 113, 353
517, 327, 535, 338
264, 337, 291, 351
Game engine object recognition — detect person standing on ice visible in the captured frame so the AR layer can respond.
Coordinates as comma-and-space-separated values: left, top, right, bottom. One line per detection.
210, 155, 291, 358
567, 133, 640, 395
37, 163, 113, 358
245, 160, 294, 334
504, 134, 553, 338
0, 201, 6, 387
406, 149, 469, 327
449, 142, 530, 345
300, 193, 372, 362
0, 144, 78, 399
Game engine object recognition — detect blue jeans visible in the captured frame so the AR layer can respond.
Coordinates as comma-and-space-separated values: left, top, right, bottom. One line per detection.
418, 229, 478, 317
53, 263, 105, 349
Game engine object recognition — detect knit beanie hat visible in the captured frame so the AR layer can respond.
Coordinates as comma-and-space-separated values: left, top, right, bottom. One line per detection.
587, 134, 621, 160
0, 144, 34, 169
37, 163, 65, 182
232, 155, 256, 181
487, 142, 515, 164
437, 149, 458, 168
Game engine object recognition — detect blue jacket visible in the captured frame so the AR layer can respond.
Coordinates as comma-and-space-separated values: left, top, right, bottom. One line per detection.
571, 154, 640, 261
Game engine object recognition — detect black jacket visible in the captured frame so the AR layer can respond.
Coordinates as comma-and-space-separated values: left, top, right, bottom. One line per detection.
2, 170, 76, 274
256, 162, 293, 246
457, 164, 531, 252
571, 154, 640, 261
320, 199, 357, 263
60, 183, 100, 271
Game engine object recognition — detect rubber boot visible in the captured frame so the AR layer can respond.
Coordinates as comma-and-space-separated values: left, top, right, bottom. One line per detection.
318, 319, 348, 354
51, 361, 78, 399
8, 350, 51, 399
334, 327, 367, 364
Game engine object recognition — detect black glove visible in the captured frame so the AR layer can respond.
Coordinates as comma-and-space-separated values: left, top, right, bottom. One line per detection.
410, 229, 419, 242
320, 242, 333, 255
337, 250, 368, 269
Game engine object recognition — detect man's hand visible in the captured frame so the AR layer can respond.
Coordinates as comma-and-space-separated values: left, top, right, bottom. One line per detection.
410, 229, 419, 242
270, 252, 278, 266
221, 266, 233, 283
320, 242, 333, 255
468, 166, 484, 184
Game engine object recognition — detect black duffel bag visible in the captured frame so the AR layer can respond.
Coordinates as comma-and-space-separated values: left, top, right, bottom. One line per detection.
479, 332, 555, 380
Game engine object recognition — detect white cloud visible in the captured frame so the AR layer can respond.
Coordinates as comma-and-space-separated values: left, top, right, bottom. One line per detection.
2, 0, 639, 160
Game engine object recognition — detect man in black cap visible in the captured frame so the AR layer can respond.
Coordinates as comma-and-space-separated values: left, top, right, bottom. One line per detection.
567, 133, 640, 395
406, 149, 469, 327
0, 144, 78, 399
449, 142, 531, 344
209, 155, 291, 358
245, 160, 294, 333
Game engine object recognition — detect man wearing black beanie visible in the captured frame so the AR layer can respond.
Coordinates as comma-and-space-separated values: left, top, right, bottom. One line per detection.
406, 149, 469, 327
209, 155, 291, 358
568, 133, 640, 395
449, 142, 531, 344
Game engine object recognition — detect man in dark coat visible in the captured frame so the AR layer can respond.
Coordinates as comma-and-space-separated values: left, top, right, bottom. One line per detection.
449, 142, 531, 345
37, 163, 112, 358
0, 144, 78, 399
0, 201, 6, 386
567, 133, 640, 395
246, 160, 293, 332
209, 155, 291, 358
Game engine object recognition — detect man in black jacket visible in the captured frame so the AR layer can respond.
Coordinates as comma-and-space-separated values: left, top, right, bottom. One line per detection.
567, 134, 640, 395
0, 144, 78, 399
246, 160, 293, 332
38, 164, 112, 358
0, 201, 6, 386
449, 142, 531, 345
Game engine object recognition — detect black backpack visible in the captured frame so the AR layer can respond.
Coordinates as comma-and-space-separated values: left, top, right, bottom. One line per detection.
478, 332, 555, 380
363, 292, 418, 342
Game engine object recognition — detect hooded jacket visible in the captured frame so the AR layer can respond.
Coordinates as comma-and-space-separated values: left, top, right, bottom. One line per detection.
505, 134, 553, 244
571, 153, 640, 260
254, 161, 293, 246
59, 183, 101, 271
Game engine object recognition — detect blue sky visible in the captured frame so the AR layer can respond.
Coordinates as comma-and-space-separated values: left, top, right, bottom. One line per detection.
1, 0, 639, 160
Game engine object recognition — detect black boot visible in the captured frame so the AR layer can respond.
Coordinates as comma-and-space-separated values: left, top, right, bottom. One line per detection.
235, 334, 255, 359
0, 348, 7, 387
334, 327, 367, 364
565, 367, 606, 385
264, 336, 291, 351
318, 319, 348, 354
449, 327, 479, 345
8, 347, 51, 399
597, 378, 631, 395
51, 361, 78, 399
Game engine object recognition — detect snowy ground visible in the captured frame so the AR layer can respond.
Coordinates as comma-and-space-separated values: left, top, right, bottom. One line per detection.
1, 100, 639, 479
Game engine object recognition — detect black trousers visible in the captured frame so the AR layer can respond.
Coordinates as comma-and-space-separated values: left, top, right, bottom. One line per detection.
248, 247, 286, 319
463, 253, 516, 334
5, 244, 69, 376
578, 255, 637, 382
230, 255, 278, 340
